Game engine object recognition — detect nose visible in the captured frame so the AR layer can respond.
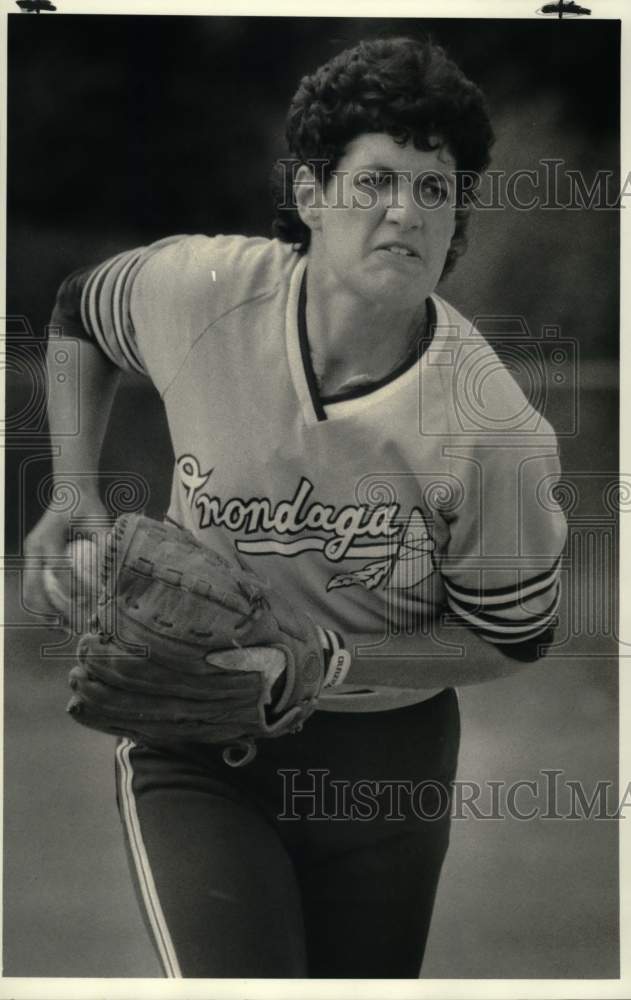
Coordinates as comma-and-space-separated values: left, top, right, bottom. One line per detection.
384, 175, 423, 230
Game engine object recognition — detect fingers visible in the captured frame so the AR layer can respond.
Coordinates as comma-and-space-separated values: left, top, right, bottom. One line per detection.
22, 513, 70, 617
21, 508, 105, 622
21, 549, 66, 617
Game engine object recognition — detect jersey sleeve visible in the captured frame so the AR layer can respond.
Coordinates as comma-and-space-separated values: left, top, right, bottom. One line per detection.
439, 424, 567, 649
61, 232, 284, 396
78, 235, 191, 392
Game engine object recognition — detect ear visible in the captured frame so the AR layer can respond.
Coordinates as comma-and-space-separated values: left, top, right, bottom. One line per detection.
293, 163, 324, 233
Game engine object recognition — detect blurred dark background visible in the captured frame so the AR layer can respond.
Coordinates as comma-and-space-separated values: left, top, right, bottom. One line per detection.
4, 14, 620, 979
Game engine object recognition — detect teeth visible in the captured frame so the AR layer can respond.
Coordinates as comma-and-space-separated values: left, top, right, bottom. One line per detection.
387, 246, 413, 257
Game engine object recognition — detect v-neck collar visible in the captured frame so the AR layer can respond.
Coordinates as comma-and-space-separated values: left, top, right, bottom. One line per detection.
284, 255, 438, 425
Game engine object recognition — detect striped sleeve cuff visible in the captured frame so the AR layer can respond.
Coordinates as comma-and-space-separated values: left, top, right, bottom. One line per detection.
443, 559, 561, 644
316, 627, 351, 688
80, 249, 146, 374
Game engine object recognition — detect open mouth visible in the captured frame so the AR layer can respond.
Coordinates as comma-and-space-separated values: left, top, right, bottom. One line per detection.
377, 243, 420, 260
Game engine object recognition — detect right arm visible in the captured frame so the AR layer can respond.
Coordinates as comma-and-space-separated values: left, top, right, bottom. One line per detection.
23, 268, 121, 614
23, 234, 238, 616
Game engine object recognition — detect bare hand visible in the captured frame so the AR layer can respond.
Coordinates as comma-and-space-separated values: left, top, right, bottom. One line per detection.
22, 498, 110, 618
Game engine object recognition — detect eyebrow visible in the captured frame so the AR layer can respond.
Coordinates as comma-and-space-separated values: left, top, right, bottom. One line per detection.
354, 163, 456, 186
355, 163, 402, 172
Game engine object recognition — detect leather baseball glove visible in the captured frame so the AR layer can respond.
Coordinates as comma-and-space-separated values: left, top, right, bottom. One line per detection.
67, 514, 347, 765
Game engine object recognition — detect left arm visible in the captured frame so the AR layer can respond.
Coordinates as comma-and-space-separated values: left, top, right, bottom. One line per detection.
320, 435, 566, 693
338, 619, 553, 690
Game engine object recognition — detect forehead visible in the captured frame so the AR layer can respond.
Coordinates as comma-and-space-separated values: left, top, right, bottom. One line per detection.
339, 132, 456, 174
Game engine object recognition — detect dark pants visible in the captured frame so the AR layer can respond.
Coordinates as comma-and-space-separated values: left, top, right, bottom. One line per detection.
114, 688, 460, 978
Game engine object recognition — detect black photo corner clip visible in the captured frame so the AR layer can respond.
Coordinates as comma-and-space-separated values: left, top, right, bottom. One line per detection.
537, 1, 592, 15
16, 1, 57, 12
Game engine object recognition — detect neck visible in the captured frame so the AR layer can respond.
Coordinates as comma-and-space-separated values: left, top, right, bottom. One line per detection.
303, 256, 428, 396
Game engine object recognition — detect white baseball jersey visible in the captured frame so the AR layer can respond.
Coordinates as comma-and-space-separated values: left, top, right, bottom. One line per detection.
78, 234, 567, 711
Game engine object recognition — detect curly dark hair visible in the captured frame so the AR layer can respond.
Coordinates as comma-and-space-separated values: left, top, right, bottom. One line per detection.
271, 36, 494, 277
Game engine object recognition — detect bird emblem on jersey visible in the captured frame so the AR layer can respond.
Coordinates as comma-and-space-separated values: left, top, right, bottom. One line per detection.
327, 508, 436, 592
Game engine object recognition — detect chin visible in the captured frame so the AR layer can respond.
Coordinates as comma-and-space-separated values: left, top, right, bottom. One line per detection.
362, 272, 429, 308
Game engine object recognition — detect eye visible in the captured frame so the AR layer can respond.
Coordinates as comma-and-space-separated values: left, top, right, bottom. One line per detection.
418, 174, 449, 205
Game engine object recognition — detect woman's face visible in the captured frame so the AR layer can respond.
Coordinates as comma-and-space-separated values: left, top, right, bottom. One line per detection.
303, 132, 458, 311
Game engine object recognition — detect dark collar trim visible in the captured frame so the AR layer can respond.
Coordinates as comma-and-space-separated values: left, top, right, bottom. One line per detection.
297, 269, 327, 422
321, 297, 437, 405
298, 269, 437, 415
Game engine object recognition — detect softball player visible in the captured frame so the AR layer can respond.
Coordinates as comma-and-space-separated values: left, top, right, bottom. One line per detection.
24, 37, 566, 977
